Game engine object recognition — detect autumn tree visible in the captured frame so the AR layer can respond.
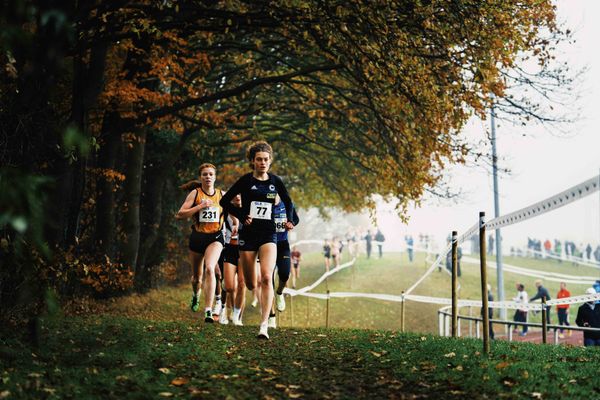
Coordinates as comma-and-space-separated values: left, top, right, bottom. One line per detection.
1, 0, 574, 300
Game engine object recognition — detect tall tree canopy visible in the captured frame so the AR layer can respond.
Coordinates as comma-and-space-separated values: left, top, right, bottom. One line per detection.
0, 0, 572, 299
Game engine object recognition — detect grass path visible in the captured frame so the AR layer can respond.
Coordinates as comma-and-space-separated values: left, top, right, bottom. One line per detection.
2, 251, 600, 399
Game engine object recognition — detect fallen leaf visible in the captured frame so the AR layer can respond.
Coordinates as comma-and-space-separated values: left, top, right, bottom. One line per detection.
288, 391, 303, 398
503, 378, 516, 387
531, 393, 542, 399
455, 365, 463, 371
275, 383, 287, 390
444, 352, 456, 358
158, 368, 171, 374
370, 351, 382, 358
496, 362, 510, 370
158, 392, 174, 397
0, 391, 10, 399
171, 377, 189, 386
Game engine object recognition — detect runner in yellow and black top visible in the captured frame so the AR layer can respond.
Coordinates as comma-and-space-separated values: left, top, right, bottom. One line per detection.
176, 163, 225, 323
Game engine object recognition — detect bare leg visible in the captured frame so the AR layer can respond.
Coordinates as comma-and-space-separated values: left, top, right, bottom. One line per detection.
190, 251, 203, 296
202, 241, 223, 311
235, 266, 246, 310
240, 251, 258, 290
258, 243, 277, 325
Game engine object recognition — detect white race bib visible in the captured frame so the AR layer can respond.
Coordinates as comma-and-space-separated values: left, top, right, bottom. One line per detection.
275, 217, 287, 233
250, 201, 272, 220
198, 207, 220, 223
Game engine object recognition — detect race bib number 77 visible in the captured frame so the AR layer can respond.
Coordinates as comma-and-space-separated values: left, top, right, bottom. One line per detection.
250, 201, 272, 220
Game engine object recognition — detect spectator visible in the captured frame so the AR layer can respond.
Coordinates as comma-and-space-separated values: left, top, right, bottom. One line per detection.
488, 234, 494, 255
575, 288, 600, 347
513, 283, 529, 336
586, 244, 592, 261
543, 239, 551, 258
444, 238, 462, 277
556, 282, 571, 338
374, 229, 385, 258
530, 279, 552, 327
364, 230, 372, 259
482, 284, 495, 340
405, 235, 414, 263
594, 245, 600, 263
555, 240, 562, 263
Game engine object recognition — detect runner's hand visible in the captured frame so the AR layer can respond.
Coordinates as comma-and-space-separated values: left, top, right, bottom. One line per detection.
285, 221, 294, 230
244, 216, 253, 225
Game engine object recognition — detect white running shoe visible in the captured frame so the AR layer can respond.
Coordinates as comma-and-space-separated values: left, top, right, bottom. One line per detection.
257, 323, 269, 339
276, 294, 286, 312
219, 315, 229, 325
233, 317, 243, 326
268, 316, 276, 329
212, 300, 222, 316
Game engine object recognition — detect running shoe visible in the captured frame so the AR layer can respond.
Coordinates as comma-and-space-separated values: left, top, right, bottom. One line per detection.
212, 300, 222, 316
219, 315, 229, 325
233, 317, 244, 326
257, 323, 269, 339
204, 310, 214, 323
190, 295, 200, 312
268, 315, 276, 329
276, 294, 286, 312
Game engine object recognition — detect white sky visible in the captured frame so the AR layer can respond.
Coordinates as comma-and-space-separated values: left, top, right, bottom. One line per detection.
374, 0, 600, 252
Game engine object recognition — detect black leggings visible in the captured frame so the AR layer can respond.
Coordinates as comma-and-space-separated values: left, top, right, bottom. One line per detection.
272, 240, 291, 294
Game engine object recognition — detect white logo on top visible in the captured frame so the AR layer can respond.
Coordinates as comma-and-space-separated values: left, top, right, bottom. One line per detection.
251, 185, 258, 190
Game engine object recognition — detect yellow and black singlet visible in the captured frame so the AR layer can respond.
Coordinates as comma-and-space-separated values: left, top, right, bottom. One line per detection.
193, 188, 224, 234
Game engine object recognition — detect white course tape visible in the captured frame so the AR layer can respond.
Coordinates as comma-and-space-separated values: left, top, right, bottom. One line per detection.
486, 174, 600, 231
405, 173, 600, 297
283, 257, 357, 296
546, 292, 600, 306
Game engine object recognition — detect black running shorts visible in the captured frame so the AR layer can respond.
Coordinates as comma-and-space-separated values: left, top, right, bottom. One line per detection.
189, 230, 224, 254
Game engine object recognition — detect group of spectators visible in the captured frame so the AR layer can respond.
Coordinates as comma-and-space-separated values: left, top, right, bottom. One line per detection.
508, 280, 600, 346
513, 237, 600, 263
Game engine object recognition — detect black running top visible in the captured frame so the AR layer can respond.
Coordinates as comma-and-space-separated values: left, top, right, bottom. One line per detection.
220, 172, 294, 234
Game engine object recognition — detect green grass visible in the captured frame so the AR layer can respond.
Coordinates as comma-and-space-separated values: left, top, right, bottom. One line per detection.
2, 252, 600, 399
277, 250, 600, 333
2, 316, 600, 399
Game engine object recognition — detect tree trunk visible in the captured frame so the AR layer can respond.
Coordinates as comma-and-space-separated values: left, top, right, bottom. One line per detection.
61, 39, 109, 247
94, 112, 122, 258
120, 129, 147, 270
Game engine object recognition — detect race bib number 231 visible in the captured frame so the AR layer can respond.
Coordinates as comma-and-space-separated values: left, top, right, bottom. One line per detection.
199, 207, 220, 223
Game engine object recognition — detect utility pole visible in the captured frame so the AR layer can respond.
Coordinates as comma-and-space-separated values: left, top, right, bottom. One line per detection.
490, 102, 505, 320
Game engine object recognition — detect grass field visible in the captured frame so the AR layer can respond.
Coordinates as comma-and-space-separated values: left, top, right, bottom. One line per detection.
3, 315, 600, 399
2, 251, 600, 399
57, 250, 600, 334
